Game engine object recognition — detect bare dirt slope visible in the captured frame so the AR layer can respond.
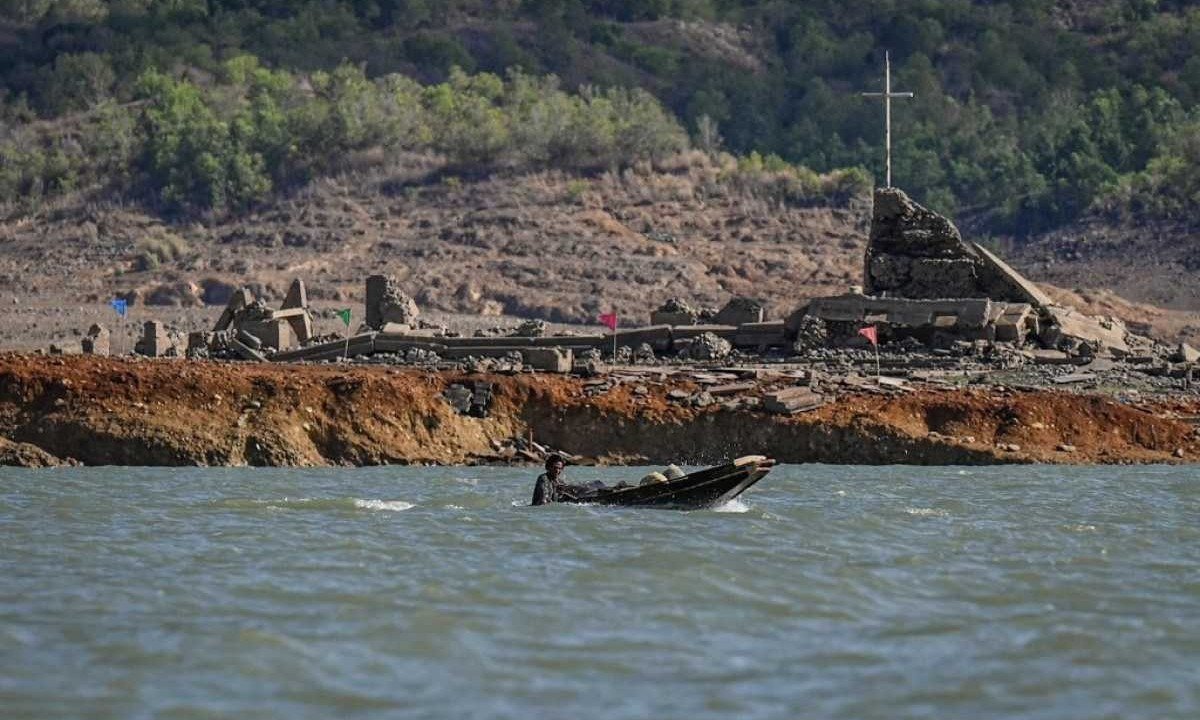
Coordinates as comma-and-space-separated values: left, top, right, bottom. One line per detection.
1, 355, 1196, 467
1008, 219, 1200, 343
0, 151, 1197, 351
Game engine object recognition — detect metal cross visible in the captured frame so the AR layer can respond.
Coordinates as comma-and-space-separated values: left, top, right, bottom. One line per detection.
861, 51, 914, 188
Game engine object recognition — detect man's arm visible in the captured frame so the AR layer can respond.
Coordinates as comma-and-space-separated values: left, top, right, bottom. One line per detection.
531, 474, 551, 506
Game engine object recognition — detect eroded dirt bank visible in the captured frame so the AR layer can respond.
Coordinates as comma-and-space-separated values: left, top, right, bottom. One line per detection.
0, 354, 1196, 467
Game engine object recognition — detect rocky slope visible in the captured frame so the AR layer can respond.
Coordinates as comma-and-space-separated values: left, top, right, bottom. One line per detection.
1, 355, 1195, 468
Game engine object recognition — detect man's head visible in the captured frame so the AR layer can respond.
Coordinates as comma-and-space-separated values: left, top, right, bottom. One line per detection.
544, 454, 565, 478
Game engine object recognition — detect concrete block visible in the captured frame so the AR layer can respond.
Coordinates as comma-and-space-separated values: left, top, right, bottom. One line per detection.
806, 295, 992, 329
237, 328, 263, 350
240, 318, 295, 352
365, 275, 387, 330
608, 325, 673, 352
529, 334, 606, 348
714, 298, 765, 326
1027, 349, 1074, 365
993, 303, 1033, 343
270, 308, 309, 320
733, 320, 788, 348
286, 314, 313, 344
268, 305, 315, 343
230, 339, 267, 362
138, 321, 173, 357
971, 243, 1053, 308
272, 333, 377, 362
763, 388, 825, 414
671, 324, 738, 340
1041, 306, 1129, 357
521, 347, 574, 373
651, 311, 698, 326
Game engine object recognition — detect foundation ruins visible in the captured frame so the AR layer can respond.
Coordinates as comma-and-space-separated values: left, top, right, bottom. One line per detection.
794, 187, 1144, 358
96, 185, 1185, 395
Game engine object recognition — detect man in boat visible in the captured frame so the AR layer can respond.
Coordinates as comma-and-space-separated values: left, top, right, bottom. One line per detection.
532, 454, 634, 505
531, 454, 571, 505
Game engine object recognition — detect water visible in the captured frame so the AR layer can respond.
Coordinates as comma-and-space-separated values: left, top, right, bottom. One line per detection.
2, 464, 1199, 720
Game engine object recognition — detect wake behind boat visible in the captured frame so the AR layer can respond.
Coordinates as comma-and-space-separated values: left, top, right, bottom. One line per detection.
552, 456, 776, 510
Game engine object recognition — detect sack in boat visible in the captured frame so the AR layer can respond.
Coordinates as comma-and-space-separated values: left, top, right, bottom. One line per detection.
639, 471, 668, 486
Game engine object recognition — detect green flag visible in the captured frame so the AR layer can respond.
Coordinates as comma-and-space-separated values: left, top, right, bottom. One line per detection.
336, 308, 352, 327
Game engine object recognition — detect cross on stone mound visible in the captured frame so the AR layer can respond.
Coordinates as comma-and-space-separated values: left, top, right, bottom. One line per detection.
860, 50, 914, 188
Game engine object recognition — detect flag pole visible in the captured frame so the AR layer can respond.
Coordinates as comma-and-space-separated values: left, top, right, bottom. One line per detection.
337, 308, 352, 361
875, 342, 881, 380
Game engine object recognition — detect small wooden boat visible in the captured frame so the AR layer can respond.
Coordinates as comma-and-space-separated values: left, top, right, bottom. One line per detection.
559, 456, 775, 510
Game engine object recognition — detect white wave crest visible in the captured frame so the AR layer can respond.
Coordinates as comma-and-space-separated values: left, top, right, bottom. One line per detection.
712, 499, 750, 513
353, 499, 414, 512
904, 507, 949, 517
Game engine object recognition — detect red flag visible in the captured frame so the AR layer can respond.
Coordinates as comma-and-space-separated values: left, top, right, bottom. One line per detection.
858, 325, 878, 346
599, 312, 618, 331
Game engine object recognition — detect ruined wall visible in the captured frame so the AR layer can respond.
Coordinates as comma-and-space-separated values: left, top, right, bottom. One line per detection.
865, 188, 1044, 305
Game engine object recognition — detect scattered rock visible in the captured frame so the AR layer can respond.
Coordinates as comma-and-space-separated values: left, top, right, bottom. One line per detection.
686, 332, 732, 361
0, 437, 70, 467
510, 319, 546, 337
790, 314, 828, 354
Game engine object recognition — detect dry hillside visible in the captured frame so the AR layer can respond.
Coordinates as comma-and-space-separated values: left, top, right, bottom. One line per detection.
0, 151, 1196, 351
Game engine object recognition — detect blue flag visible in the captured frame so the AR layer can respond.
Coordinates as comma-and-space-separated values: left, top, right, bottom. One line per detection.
110, 298, 127, 318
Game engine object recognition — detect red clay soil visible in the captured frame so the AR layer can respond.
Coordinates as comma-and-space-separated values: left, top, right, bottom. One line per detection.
0, 354, 1196, 467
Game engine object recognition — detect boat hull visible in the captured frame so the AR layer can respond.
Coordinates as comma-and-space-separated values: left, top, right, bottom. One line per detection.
561, 456, 775, 510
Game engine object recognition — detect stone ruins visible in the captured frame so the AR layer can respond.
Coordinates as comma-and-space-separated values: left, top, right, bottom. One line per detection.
81, 186, 1191, 392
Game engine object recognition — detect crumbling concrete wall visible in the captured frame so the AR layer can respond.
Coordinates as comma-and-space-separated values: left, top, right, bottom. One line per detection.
865, 188, 1048, 306
365, 275, 419, 330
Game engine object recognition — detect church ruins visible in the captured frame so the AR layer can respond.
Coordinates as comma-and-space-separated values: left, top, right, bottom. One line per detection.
83, 186, 1169, 376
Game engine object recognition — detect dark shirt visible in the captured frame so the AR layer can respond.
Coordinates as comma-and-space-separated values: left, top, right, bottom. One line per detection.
531, 472, 563, 506
532, 473, 612, 505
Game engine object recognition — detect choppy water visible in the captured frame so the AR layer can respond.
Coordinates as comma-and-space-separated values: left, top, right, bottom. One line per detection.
2, 464, 1199, 720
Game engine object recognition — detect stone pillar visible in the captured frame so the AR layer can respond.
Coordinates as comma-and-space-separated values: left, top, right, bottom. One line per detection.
81, 324, 110, 356
143, 321, 169, 357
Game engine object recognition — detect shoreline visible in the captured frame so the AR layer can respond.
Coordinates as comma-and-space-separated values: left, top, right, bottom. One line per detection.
1, 354, 1197, 468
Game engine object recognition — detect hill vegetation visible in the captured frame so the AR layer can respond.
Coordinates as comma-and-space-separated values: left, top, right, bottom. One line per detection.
1, 0, 1198, 233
